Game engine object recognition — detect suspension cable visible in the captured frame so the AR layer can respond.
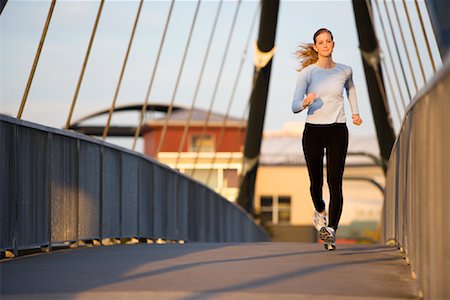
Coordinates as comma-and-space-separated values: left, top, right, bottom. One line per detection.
17, 0, 56, 119
189, 0, 242, 178
372, 0, 408, 109
205, 3, 260, 186
220, 89, 251, 195
391, 0, 418, 93
361, 0, 397, 127
65, 0, 104, 130
219, 22, 266, 195
402, 0, 426, 84
102, 0, 144, 140
172, 0, 224, 167
414, 0, 436, 73
381, 0, 413, 101
155, 0, 202, 156
381, 57, 402, 125
366, 0, 401, 124
131, 1, 175, 151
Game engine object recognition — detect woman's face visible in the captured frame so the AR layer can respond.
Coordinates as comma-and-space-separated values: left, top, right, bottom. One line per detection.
313, 32, 334, 58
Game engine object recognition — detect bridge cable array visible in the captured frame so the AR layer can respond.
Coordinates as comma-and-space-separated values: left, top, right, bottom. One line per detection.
132, 1, 175, 151
103, 0, 144, 140
380, 56, 402, 123
364, 0, 403, 130
391, 0, 418, 93
155, 1, 202, 155
16, 0, 255, 183
358, 0, 397, 130
16, 1, 443, 182
138, 0, 259, 194
172, 0, 224, 168
413, 0, 436, 73
401, 0, 426, 84
364, 0, 402, 124
377, 0, 413, 102
186, 0, 242, 179
205, 3, 261, 186
369, 0, 408, 120
368, 0, 442, 129
65, 0, 105, 130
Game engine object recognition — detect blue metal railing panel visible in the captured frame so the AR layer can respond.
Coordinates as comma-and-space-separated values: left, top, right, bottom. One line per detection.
196, 185, 207, 242
206, 189, 218, 242
138, 160, 154, 239
78, 140, 101, 241
0, 121, 16, 251
50, 134, 78, 243
217, 198, 226, 242
101, 147, 121, 239
234, 208, 245, 242
152, 164, 166, 239
177, 176, 189, 241
165, 173, 178, 240
120, 152, 139, 238
222, 200, 231, 242
17, 127, 49, 249
187, 182, 198, 242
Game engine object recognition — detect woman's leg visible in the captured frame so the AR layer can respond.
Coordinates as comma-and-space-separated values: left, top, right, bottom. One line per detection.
302, 124, 326, 213
325, 124, 349, 230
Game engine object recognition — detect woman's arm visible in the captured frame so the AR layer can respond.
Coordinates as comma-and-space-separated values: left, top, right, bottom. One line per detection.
345, 68, 362, 126
292, 69, 311, 113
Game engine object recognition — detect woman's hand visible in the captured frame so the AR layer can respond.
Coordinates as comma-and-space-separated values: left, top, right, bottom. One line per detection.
303, 92, 316, 108
352, 114, 362, 126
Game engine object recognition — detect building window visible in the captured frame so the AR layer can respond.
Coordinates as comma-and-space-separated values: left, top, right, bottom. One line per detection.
260, 196, 273, 225
223, 169, 238, 188
190, 134, 215, 152
278, 196, 291, 224
259, 195, 291, 225
185, 169, 218, 189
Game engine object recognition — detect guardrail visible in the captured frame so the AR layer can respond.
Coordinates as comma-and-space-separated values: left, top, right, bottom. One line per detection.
383, 56, 450, 299
0, 115, 269, 257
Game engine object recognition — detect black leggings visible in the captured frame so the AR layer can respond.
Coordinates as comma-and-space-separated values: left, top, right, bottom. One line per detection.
302, 123, 348, 230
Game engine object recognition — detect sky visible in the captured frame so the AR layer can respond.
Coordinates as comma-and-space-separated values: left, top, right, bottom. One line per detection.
0, 0, 443, 150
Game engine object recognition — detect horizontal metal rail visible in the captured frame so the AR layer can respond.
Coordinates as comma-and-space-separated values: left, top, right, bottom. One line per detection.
383, 54, 450, 299
0, 115, 269, 257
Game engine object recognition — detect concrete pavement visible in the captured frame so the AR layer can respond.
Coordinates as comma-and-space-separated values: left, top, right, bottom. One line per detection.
0, 243, 419, 299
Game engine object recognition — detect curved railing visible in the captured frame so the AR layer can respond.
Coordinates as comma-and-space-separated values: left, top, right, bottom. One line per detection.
383, 56, 450, 299
0, 115, 269, 257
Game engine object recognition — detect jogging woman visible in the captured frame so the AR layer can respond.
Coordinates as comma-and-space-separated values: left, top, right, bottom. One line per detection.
291, 28, 362, 251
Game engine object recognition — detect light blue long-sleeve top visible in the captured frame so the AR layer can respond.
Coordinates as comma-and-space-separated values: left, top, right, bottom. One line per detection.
291, 63, 359, 124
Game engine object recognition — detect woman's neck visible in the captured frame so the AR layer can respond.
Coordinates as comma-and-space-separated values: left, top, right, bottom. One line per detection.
316, 56, 335, 69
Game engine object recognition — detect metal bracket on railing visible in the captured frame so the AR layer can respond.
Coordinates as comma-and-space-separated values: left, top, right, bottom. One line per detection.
240, 156, 258, 177
2, 250, 15, 259
361, 46, 381, 71
385, 238, 397, 246
254, 42, 277, 71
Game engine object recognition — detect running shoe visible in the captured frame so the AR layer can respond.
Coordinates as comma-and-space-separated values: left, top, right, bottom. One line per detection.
321, 227, 336, 251
313, 210, 327, 232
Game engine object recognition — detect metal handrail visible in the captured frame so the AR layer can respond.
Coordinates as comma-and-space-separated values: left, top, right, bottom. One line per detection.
383, 54, 450, 299
0, 114, 269, 258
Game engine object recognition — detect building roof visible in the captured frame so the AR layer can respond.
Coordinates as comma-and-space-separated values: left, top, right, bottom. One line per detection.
143, 107, 247, 129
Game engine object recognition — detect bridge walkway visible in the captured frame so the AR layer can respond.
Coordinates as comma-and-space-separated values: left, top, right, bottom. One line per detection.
1, 242, 418, 299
